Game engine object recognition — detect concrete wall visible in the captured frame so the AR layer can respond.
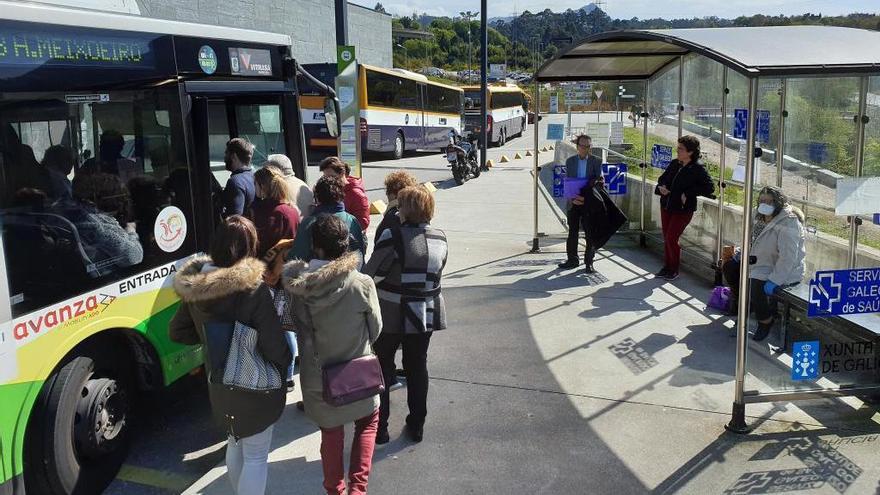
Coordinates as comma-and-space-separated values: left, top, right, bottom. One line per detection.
127, 0, 391, 66
348, 3, 392, 68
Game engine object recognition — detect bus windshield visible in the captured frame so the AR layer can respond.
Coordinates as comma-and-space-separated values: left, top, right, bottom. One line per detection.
464, 90, 481, 110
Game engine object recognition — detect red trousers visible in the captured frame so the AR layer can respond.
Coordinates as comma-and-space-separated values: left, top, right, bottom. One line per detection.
660, 208, 694, 274
320, 409, 379, 495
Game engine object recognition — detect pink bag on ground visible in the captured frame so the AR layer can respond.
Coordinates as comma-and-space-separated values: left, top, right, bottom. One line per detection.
708, 286, 731, 311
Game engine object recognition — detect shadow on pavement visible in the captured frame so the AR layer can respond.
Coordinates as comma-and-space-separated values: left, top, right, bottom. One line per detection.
653, 426, 880, 495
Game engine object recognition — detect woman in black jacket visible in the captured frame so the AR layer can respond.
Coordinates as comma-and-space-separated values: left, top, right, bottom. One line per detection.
654, 135, 715, 281
169, 215, 291, 495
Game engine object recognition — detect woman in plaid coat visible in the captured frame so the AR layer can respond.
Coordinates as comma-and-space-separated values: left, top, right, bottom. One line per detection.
362, 185, 448, 445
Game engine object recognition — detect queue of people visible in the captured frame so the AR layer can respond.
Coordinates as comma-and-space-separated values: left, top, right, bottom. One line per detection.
165, 131, 808, 495
170, 158, 447, 495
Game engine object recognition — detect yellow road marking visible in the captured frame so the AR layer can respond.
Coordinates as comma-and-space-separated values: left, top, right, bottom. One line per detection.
115, 464, 194, 493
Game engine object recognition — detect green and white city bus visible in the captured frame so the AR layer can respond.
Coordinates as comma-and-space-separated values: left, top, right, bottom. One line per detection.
0, 2, 337, 493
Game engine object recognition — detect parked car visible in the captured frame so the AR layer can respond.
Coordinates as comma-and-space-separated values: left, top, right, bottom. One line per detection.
419, 67, 444, 77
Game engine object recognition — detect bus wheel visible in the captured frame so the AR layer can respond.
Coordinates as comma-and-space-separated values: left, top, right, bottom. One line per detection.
392, 132, 405, 160
26, 355, 131, 495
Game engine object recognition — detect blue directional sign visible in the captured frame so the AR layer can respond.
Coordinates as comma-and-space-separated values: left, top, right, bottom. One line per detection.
756, 110, 771, 143
808, 141, 828, 164
552, 164, 566, 197
791, 340, 820, 381
733, 108, 748, 139
602, 163, 627, 195
651, 144, 673, 170
874, 213, 880, 225
808, 267, 880, 317
546, 123, 564, 141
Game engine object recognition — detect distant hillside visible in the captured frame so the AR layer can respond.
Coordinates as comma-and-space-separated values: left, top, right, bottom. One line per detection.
491, 9, 879, 60
490, 4, 596, 26
391, 8, 880, 74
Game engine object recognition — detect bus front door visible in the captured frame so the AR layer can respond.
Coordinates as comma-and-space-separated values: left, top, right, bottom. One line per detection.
185, 85, 304, 247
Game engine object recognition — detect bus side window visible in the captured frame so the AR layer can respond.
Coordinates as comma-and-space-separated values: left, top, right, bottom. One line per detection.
0, 89, 196, 318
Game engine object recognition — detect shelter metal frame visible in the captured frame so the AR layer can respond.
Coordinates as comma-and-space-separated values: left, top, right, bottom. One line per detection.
533, 26, 880, 432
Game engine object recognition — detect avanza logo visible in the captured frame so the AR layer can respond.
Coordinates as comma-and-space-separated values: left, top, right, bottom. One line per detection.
13, 294, 114, 341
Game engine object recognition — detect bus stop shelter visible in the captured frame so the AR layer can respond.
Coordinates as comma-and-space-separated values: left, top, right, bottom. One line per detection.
532, 26, 880, 432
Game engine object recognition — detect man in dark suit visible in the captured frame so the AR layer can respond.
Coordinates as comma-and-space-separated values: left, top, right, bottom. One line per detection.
559, 134, 604, 273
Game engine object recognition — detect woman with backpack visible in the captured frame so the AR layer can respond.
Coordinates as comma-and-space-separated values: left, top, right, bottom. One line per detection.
169, 215, 291, 495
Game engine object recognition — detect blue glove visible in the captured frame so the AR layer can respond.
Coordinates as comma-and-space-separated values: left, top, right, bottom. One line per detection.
763, 280, 778, 296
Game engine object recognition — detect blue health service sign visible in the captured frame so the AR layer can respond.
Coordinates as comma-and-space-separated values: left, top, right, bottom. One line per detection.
756, 110, 770, 144
808, 142, 829, 164
603, 163, 627, 195
808, 267, 880, 317
791, 340, 820, 381
552, 164, 566, 197
546, 123, 565, 141
651, 144, 673, 169
733, 108, 771, 142
733, 109, 748, 139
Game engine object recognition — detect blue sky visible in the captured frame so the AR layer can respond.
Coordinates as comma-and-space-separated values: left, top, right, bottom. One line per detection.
355, 0, 878, 20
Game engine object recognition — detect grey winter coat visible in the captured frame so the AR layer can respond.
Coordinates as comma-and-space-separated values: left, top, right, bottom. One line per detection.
282, 252, 382, 428
749, 205, 806, 285
169, 256, 292, 439
362, 222, 448, 334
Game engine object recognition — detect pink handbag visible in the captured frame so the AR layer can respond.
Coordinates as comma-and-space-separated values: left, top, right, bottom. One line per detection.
322, 355, 385, 407
301, 304, 385, 407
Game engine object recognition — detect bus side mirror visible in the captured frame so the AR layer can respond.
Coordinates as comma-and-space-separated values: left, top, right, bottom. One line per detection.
324, 97, 340, 138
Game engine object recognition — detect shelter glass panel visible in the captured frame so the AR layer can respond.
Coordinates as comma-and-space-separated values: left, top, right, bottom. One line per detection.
743, 76, 877, 395
719, 71, 749, 254
678, 54, 724, 263
855, 76, 880, 270
784, 77, 859, 275
644, 59, 680, 239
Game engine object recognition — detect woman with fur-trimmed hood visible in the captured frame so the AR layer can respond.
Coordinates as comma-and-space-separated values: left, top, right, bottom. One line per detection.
722, 186, 806, 341
283, 213, 382, 495
169, 216, 291, 495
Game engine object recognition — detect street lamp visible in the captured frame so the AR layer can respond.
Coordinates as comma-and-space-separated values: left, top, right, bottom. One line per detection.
460, 10, 478, 83
396, 43, 408, 69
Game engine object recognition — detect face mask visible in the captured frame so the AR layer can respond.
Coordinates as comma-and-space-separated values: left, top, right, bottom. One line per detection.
757, 203, 775, 216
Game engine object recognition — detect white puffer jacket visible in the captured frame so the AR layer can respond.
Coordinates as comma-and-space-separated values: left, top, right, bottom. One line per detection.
749, 205, 806, 285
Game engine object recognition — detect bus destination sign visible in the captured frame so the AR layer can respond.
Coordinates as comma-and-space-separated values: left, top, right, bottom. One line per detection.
0, 27, 155, 68
229, 47, 272, 77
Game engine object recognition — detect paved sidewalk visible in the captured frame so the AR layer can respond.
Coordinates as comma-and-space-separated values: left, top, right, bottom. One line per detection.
184, 154, 880, 495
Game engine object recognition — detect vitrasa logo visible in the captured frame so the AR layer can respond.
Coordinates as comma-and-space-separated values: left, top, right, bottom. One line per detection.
13, 294, 115, 341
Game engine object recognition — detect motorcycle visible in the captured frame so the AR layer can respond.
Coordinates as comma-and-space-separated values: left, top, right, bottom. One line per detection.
446, 135, 481, 185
